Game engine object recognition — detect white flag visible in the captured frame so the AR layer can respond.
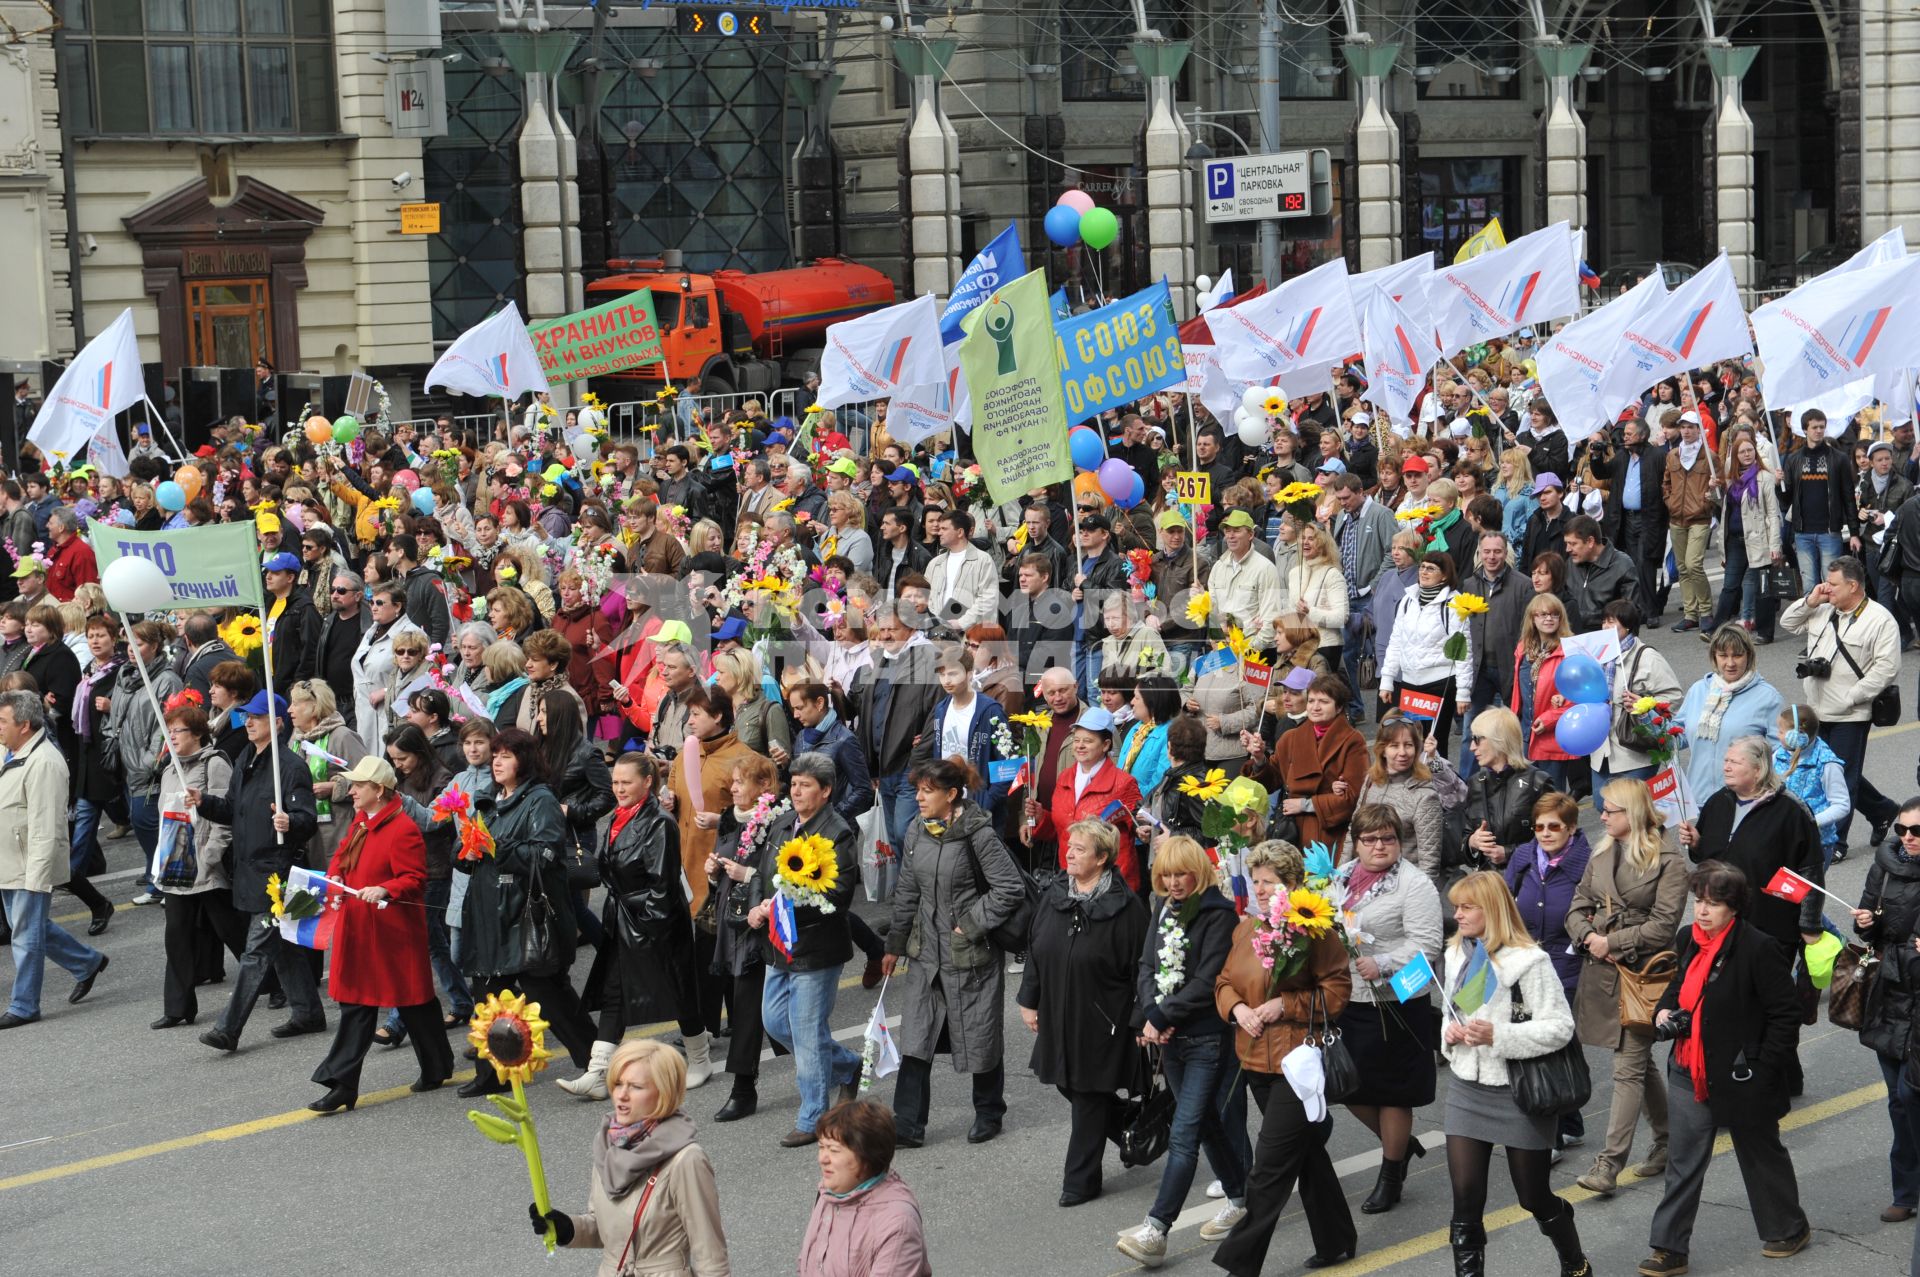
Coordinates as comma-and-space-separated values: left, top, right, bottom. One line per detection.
888, 340, 968, 446
28, 307, 144, 474
1361, 287, 1443, 430
1534, 270, 1668, 444
860, 988, 901, 1089
1430, 222, 1581, 356
816, 294, 945, 410
1754, 254, 1920, 408
425, 302, 550, 399
1350, 253, 1436, 347
1212, 258, 1360, 384
1773, 226, 1909, 428
1599, 255, 1752, 419
1197, 268, 1235, 313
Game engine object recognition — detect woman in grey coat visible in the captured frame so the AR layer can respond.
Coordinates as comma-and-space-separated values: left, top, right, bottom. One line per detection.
109, 621, 185, 887
881, 755, 1026, 1148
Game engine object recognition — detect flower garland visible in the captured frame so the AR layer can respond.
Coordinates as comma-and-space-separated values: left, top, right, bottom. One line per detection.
735, 794, 791, 862
1154, 897, 1204, 997
774, 832, 839, 912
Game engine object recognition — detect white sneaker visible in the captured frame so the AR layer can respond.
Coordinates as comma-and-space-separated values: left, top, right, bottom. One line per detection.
1198, 1202, 1247, 1241
130, 890, 161, 906
1205, 1178, 1225, 1199
1116, 1221, 1168, 1267
1005, 952, 1027, 975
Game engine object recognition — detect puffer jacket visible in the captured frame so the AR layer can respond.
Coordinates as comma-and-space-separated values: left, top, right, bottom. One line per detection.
797, 1170, 931, 1277
1856, 843, 1920, 1062
1439, 942, 1575, 1086
107, 651, 183, 797
1380, 587, 1471, 693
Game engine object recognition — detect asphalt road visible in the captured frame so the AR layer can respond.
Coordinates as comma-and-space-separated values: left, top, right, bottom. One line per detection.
7, 606, 1920, 1277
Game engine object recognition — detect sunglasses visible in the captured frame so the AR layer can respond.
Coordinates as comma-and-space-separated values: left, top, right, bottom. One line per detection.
1532, 820, 1568, 833
1896, 822, 1920, 840
329, 586, 354, 594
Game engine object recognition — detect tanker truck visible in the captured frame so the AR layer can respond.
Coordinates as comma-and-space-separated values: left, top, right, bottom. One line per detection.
585, 251, 897, 395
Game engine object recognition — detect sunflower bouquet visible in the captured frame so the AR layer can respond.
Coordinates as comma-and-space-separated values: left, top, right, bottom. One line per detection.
774, 833, 840, 913
263, 871, 323, 928
1248, 882, 1338, 987
1443, 593, 1487, 660
218, 612, 265, 666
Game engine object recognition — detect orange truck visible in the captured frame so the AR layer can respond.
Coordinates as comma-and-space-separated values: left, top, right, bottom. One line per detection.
585, 252, 897, 395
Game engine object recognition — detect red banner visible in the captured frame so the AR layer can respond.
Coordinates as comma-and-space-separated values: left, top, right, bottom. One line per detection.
1647, 767, 1678, 803
1398, 687, 1443, 720
1244, 662, 1272, 688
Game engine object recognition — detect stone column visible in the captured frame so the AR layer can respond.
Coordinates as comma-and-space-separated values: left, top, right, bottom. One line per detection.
893, 38, 961, 299
1133, 40, 1194, 313
790, 67, 847, 262
1342, 43, 1401, 271
1705, 44, 1760, 292
1859, 2, 1920, 242
502, 32, 581, 332
1532, 43, 1591, 231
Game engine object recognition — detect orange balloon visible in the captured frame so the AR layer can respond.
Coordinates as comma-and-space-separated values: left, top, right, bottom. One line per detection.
1072, 472, 1110, 508
173, 465, 203, 501
304, 416, 332, 445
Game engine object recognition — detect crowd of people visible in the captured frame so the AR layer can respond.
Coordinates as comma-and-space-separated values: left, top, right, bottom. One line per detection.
2, 348, 1919, 1276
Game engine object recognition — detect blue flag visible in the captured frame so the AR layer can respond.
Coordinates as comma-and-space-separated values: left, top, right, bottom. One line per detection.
1052, 280, 1187, 425
1050, 287, 1071, 320
1450, 939, 1498, 1016
941, 224, 1025, 342
1389, 951, 1436, 1003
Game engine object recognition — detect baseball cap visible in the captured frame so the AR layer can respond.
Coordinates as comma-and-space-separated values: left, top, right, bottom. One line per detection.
1517, 328, 1537, 340
886, 467, 916, 483
1280, 666, 1316, 692
256, 511, 282, 535
1077, 511, 1113, 534
1315, 458, 1347, 475
825, 457, 859, 478
1155, 510, 1189, 531
1348, 412, 1372, 426
10, 559, 41, 578
1401, 456, 1430, 474
261, 551, 301, 574
1220, 510, 1256, 530
711, 615, 748, 644
1870, 440, 1894, 457
1533, 473, 1565, 493
1679, 410, 1701, 425
339, 755, 398, 788
1073, 707, 1115, 734
240, 691, 290, 720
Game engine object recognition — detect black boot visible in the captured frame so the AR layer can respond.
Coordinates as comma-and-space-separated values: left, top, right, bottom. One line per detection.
1450, 1221, 1487, 1277
1537, 1201, 1592, 1277
1361, 1154, 1408, 1213
713, 1078, 757, 1122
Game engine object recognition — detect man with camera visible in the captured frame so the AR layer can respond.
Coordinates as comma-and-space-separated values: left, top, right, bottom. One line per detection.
1780, 556, 1902, 852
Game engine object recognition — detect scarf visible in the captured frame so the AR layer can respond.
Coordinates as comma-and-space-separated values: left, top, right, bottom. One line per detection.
1728, 462, 1761, 506
485, 675, 529, 720
608, 802, 643, 845
1343, 862, 1390, 910
525, 672, 567, 728
1417, 583, 1443, 607
1676, 921, 1731, 1102
1122, 722, 1152, 771
1694, 668, 1759, 743
595, 1111, 696, 1198
1677, 438, 1703, 470
1068, 868, 1115, 901
74, 656, 121, 739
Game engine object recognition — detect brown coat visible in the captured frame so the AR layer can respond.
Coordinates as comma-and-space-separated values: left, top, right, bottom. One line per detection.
1564, 840, 1690, 1049
1215, 917, 1352, 1074
667, 732, 764, 915
1661, 447, 1719, 526
635, 528, 687, 578
1270, 716, 1369, 850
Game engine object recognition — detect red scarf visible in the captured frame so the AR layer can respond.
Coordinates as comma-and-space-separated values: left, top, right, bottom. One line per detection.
608, 803, 643, 844
1675, 921, 1730, 1102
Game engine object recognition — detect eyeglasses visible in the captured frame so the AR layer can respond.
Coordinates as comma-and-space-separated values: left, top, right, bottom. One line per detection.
1533, 820, 1568, 833
1468, 734, 1485, 746
1895, 822, 1920, 840
1600, 806, 1625, 818
1357, 834, 1399, 847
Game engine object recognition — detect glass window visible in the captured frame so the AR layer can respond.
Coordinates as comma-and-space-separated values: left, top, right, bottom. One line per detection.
1417, 158, 1521, 261
144, 0, 186, 32
1061, 1, 1191, 102
197, 41, 244, 131
244, 0, 286, 34
94, 0, 143, 35
149, 44, 193, 130
1416, 1, 1521, 101
289, 0, 326, 37
247, 44, 291, 131
96, 42, 148, 130
61, 44, 95, 132
193, 0, 239, 35
293, 48, 334, 131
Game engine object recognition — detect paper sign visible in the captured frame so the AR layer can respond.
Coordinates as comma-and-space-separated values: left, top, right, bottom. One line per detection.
1243, 663, 1272, 688
987, 759, 1023, 784
1175, 471, 1212, 505
1399, 687, 1444, 720
1193, 646, 1238, 678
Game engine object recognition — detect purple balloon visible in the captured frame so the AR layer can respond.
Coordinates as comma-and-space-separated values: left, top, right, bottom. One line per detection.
1115, 471, 1147, 508
1554, 702, 1611, 757
1097, 457, 1133, 501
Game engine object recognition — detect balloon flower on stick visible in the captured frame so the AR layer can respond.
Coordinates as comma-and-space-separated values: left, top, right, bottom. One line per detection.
466, 991, 559, 1252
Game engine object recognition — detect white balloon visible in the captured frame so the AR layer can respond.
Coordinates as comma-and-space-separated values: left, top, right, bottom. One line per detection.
1240, 385, 1268, 414
1195, 274, 1213, 297
101, 555, 176, 613
1237, 416, 1272, 447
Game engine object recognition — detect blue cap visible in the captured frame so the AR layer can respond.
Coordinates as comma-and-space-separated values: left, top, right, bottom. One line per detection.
261, 551, 301, 573
1315, 458, 1347, 475
1073, 707, 1114, 734
240, 691, 289, 719
711, 615, 748, 643
886, 467, 916, 483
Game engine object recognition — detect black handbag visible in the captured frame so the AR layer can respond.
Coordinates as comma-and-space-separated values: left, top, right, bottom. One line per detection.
1311, 988, 1360, 1104
1761, 561, 1802, 601
1505, 979, 1592, 1118
1608, 646, 1664, 752
518, 858, 563, 976
1117, 1048, 1176, 1168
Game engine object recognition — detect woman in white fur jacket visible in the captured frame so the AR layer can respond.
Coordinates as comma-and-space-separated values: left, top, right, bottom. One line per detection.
1439, 871, 1592, 1277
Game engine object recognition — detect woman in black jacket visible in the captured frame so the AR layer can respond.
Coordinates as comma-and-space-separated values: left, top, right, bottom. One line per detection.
537, 686, 615, 960
1640, 861, 1810, 1276
1018, 818, 1150, 1208
556, 752, 707, 1102
1851, 797, 1920, 1225
67, 612, 123, 935
702, 752, 781, 1123
1678, 736, 1826, 954
1462, 708, 1554, 870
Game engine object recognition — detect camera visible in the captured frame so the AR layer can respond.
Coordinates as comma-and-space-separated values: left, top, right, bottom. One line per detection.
1652, 1009, 1692, 1042
1795, 656, 1832, 680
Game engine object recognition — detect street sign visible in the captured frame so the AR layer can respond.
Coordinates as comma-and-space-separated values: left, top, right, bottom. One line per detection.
399, 203, 441, 234
387, 60, 447, 139
677, 8, 773, 35
1201, 151, 1314, 224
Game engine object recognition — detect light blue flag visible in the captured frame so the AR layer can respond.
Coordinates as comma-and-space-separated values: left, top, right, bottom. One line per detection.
941, 224, 1025, 342
1052, 280, 1186, 425
1050, 287, 1071, 320
1389, 951, 1436, 1002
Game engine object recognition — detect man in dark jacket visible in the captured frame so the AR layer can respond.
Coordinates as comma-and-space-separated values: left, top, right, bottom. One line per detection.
1107, 413, 1160, 485
179, 614, 238, 698
1592, 419, 1669, 619
1006, 552, 1076, 686
1072, 512, 1132, 695
387, 534, 452, 648
787, 682, 873, 819
261, 553, 321, 684
998, 502, 1073, 600
1562, 515, 1639, 633
873, 506, 931, 598
193, 691, 323, 1050
1858, 441, 1913, 641
1461, 530, 1530, 778
852, 610, 941, 850
313, 570, 371, 731
747, 750, 862, 1144
1521, 474, 1573, 574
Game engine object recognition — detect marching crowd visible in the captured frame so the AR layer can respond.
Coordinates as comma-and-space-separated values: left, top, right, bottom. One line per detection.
4, 351, 1920, 1277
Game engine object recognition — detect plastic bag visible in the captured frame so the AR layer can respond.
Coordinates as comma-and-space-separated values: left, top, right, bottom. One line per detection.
857, 805, 898, 902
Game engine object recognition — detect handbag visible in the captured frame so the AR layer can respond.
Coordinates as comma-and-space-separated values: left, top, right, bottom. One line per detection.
518, 859, 562, 976
1310, 988, 1360, 1103
1608, 646, 1664, 752
1616, 950, 1679, 1030
957, 822, 1036, 953
1828, 941, 1878, 1030
1761, 560, 1802, 601
1117, 1048, 1176, 1168
1505, 979, 1592, 1117
1826, 615, 1902, 728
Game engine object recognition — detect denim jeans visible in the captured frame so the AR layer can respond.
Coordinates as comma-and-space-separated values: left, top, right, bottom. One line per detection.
2, 888, 103, 1018
1596, 763, 1657, 787
386, 877, 473, 1031
71, 797, 104, 877
127, 789, 161, 889
1794, 531, 1846, 593
876, 769, 917, 853
1147, 1030, 1247, 1230
1881, 1052, 1920, 1211
762, 965, 862, 1133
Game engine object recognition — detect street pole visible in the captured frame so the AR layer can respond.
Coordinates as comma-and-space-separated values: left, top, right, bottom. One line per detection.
1257, 0, 1281, 286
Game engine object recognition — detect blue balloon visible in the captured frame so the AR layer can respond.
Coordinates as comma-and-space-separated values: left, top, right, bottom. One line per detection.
1069, 426, 1105, 472
1115, 471, 1146, 508
156, 481, 186, 512
1043, 205, 1083, 248
1553, 652, 1610, 705
1554, 701, 1612, 757
411, 487, 437, 515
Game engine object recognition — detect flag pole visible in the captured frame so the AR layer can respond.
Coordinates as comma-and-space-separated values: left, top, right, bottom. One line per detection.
259, 602, 287, 846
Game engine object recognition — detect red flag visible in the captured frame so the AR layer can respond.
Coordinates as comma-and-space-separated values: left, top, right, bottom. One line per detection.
1763, 867, 1815, 904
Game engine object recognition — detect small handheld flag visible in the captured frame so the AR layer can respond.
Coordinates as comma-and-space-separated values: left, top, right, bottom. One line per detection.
1390, 951, 1437, 1003
861, 983, 902, 1091
1450, 939, 1498, 1017
769, 892, 798, 963
1763, 866, 1816, 905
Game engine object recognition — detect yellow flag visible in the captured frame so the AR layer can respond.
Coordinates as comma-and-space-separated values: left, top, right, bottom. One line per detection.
1454, 217, 1507, 264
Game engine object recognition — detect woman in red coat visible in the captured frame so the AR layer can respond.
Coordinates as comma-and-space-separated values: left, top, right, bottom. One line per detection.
1022, 707, 1145, 891
308, 756, 456, 1113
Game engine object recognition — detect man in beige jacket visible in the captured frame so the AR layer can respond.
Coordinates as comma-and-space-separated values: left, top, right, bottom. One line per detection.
0, 690, 106, 1027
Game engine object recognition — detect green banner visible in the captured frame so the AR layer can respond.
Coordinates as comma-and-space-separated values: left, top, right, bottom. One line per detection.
959, 268, 1073, 506
528, 290, 665, 382
88, 519, 267, 611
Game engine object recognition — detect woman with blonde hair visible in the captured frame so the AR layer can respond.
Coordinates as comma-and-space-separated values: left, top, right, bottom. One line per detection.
1441, 871, 1590, 1277
534, 1037, 730, 1273
1287, 523, 1349, 677
1510, 592, 1577, 786
485, 586, 537, 646
497, 545, 556, 620
1565, 778, 1687, 1196
710, 648, 791, 763
1422, 477, 1467, 556
685, 518, 726, 558
821, 490, 874, 574
1495, 447, 1538, 548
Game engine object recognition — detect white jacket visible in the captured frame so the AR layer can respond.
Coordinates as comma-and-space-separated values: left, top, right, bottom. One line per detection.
1592, 639, 1682, 773
926, 544, 999, 632
1286, 561, 1350, 649
1440, 942, 1575, 1087
1380, 587, 1472, 692
1779, 595, 1901, 724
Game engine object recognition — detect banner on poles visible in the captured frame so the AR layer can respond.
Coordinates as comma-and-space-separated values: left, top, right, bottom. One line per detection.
527, 291, 664, 382
943, 224, 1025, 342
87, 519, 267, 611
959, 268, 1074, 506
1053, 281, 1186, 424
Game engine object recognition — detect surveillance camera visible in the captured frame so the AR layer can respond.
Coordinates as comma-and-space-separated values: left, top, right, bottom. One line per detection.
81, 233, 99, 257
391, 171, 413, 192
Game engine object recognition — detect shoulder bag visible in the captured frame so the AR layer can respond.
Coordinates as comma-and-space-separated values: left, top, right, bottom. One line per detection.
1829, 940, 1879, 1029
1506, 977, 1593, 1117
1117, 1046, 1176, 1168
1609, 646, 1665, 752
518, 855, 562, 976
1597, 864, 1679, 1029
1826, 615, 1902, 729
1310, 987, 1361, 1103
958, 827, 1037, 954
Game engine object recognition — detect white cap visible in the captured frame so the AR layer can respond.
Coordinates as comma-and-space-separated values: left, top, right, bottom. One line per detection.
1679, 410, 1701, 425
1349, 411, 1372, 425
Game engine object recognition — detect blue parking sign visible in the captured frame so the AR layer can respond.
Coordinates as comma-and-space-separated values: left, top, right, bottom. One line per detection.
1206, 161, 1235, 200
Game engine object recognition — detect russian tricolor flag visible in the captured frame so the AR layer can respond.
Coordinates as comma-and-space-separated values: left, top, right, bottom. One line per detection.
769, 891, 798, 962
280, 865, 339, 951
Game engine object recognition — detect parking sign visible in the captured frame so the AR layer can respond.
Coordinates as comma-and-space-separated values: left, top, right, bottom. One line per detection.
1199, 151, 1316, 224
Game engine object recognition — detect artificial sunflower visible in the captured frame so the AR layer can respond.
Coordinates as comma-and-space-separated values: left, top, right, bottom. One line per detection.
1261, 390, 1288, 415
219, 613, 264, 661
770, 498, 796, 513
1285, 888, 1337, 935
1395, 504, 1443, 523
468, 990, 555, 1085
1274, 481, 1322, 506
1008, 710, 1053, 732
1178, 768, 1230, 801
1185, 591, 1212, 627
1448, 593, 1489, 621
265, 872, 285, 921
1223, 624, 1251, 663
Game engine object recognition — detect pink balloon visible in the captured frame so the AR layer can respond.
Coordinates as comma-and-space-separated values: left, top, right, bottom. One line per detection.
1057, 190, 1096, 215
394, 469, 421, 492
